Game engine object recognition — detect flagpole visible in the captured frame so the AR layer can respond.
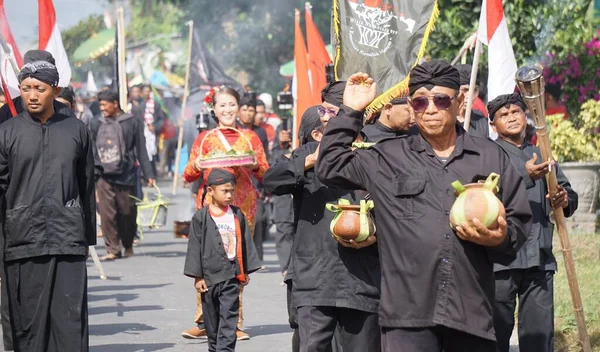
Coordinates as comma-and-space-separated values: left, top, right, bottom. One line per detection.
172, 20, 194, 195
117, 7, 127, 111
463, 38, 482, 133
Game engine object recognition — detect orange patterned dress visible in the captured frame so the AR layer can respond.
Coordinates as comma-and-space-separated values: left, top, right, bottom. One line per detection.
184, 127, 268, 234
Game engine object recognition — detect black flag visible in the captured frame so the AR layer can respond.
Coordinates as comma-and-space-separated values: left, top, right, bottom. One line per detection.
332, 0, 439, 115
189, 29, 241, 93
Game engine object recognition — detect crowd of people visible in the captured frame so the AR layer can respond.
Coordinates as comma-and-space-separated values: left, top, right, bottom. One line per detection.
0, 48, 579, 352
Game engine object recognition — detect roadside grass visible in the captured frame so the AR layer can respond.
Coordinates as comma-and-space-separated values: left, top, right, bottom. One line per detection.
553, 233, 600, 351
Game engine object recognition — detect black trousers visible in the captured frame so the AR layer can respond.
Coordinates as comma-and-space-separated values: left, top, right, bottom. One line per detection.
1, 268, 12, 351
201, 278, 240, 352
97, 178, 137, 255
253, 198, 268, 260
297, 306, 380, 352
494, 268, 554, 352
4, 255, 88, 352
381, 326, 496, 352
0, 228, 13, 351
274, 221, 294, 273
286, 281, 300, 352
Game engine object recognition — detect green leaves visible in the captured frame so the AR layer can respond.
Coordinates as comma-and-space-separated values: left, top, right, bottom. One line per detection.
547, 100, 600, 162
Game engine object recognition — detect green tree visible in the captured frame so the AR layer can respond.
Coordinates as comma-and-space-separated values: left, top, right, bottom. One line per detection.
61, 15, 108, 83
183, 0, 331, 95
128, 0, 185, 50
427, 0, 594, 106
62, 15, 106, 57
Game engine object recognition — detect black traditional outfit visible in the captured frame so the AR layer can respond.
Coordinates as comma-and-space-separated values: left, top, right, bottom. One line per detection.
315, 61, 532, 352
184, 169, 261, 352
265, 96, 380, 352
269, 144, 295, 274
489, 94, 578, 352
0, 52, 97, 352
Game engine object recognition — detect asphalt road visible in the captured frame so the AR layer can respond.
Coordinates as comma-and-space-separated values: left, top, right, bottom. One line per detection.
1, 184, 293, 352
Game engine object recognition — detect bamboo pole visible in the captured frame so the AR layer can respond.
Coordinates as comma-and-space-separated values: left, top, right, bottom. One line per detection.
539, 129, 591, 352
89, 246, 107, 280
462, 39, 481, 132
172, 21, 194, 195
516, 67, 591, 352
117, 7, 128, 112
451, 32, 477, 66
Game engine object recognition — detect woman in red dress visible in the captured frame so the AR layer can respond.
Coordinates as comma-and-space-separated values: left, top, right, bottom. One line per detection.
182, 87, 268, 341
184, 87, 268, 234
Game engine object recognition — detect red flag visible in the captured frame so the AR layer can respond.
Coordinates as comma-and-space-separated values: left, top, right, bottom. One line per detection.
294, 8, 312, 147
0, 75, 16, 116
305, 3, 331, 104
38, 0, 71, 86
0, 0, 23, 68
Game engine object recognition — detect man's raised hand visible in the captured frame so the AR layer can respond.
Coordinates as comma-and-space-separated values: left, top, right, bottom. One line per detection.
343, 73, 377, 112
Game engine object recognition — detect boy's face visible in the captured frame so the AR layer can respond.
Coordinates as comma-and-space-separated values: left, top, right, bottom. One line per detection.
208, 182, 235, 207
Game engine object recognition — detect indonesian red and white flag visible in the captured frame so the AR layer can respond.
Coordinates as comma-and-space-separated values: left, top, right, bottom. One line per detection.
38, 0, 71, 87
477, 0, 517, 101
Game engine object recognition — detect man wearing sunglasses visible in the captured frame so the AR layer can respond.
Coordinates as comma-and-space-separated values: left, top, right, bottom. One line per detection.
318, 81, 346, 128
316, 60, 532, 352
455, 64, 490, 139
361, 97, 415, 142
488, 92, 577, 352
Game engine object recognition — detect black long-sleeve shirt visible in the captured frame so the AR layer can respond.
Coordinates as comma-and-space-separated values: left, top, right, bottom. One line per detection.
264, 142, 381, 313
0, 110, 97, 261
494, 140, 578, 272
315, 105, 532, 341
184, 206, 261, 286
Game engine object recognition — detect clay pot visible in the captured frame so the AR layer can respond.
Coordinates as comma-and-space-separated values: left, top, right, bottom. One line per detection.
449, 173, 506, 230
327, 200, 376, 243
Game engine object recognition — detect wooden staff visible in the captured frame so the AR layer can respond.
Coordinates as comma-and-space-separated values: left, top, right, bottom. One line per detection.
172, 20, 194, 195
89, 246, 107, 280
462, 38, 482, 133
117, 7, 128, 112
516, 66, 591, 352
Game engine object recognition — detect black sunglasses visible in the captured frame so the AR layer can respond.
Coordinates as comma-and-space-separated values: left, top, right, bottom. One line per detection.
410, 94, 456, 113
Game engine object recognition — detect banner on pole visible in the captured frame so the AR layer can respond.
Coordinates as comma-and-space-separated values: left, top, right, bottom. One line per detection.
332, 0, 439, 115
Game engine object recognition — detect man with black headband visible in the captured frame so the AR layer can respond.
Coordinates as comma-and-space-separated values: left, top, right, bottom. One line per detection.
0, 50, 97, 351
0, 50, 77, 124
239, 93, 269, 156
316, 60, 532, 351
319, 81, 346, 128
488, 92, 578, 352
264, 103, 381, 352
361, 97, 415, 142
455, 64, 490, 139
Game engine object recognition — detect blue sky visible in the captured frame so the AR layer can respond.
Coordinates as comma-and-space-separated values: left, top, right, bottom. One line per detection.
5, 0, 106, 52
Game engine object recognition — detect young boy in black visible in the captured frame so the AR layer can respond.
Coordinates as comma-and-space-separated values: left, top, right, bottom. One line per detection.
184, 168, 261, 351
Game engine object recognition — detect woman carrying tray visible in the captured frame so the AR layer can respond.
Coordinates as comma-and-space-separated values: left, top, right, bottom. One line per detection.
182, 86, 268, 341
184, 86, 268, 232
